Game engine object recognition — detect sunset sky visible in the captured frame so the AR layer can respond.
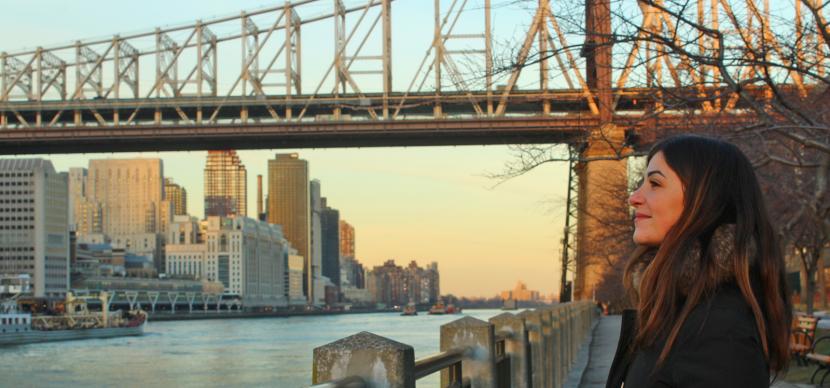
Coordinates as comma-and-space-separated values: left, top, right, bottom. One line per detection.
0, 0, 574, 297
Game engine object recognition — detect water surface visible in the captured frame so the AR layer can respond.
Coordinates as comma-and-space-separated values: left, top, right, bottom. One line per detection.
0, 309, 511, 387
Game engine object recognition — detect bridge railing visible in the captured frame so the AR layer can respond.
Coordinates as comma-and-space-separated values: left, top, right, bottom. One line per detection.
310, 301, 598, 388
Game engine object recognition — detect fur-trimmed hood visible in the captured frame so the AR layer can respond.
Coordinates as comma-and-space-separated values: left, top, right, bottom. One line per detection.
632, 224, 757, 295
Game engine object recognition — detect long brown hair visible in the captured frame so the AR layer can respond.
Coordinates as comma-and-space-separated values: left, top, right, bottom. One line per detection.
624, 135, 791, 370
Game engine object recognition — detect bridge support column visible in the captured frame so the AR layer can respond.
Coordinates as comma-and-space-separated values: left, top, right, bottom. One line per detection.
574, 124, 629, 301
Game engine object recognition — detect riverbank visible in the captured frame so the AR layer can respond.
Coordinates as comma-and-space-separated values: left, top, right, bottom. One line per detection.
148, 308, 396, 321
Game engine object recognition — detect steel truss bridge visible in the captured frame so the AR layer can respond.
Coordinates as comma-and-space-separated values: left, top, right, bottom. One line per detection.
0, 0, 824, 298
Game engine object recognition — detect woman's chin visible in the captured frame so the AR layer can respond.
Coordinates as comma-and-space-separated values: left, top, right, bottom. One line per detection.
633, 234, 659, 246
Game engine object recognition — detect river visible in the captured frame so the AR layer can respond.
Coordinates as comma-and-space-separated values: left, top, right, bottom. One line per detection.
0, 309, 512, 387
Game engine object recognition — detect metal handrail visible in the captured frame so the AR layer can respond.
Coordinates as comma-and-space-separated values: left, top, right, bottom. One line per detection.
309, 376, 367, 388
414, 348, 465, 380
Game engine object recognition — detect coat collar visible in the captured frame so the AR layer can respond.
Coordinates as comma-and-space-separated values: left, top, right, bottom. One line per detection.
633, 224, 756, 295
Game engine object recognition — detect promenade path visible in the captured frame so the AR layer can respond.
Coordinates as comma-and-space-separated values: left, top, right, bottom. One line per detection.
576, 315, 814, 388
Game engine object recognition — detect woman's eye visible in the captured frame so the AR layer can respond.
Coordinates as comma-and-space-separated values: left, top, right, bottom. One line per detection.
649, 180, 660, 187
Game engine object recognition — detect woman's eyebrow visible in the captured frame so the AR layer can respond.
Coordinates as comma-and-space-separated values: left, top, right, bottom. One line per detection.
647, 171, 666, 178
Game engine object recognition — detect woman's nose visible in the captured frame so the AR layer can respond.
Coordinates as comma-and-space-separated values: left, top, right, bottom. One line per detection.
629, 187, 644, 207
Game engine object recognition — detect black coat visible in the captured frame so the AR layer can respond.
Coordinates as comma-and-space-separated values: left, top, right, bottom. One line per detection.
606, 283, 769, 387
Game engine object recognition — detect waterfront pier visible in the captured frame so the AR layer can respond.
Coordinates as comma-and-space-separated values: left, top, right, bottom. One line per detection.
310, 301, 597, 388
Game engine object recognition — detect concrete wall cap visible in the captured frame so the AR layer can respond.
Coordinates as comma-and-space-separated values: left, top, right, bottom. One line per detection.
318, 331, 413, 351
441, 315, 490, 328
488, 312, 517, 322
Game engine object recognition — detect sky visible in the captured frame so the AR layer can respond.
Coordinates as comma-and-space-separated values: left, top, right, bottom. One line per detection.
0, 0, 573, 298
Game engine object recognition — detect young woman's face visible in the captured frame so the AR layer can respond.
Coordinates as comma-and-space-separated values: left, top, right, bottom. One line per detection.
628, 151, 685, 246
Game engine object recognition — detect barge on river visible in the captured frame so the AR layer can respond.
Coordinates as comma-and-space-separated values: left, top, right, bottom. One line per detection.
1, 276, 145, 346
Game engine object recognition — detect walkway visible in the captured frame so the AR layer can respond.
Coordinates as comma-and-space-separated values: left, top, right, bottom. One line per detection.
577, 315, 814, 388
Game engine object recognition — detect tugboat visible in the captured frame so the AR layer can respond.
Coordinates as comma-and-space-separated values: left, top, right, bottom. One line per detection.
401, 301, 418, 316
428, 299, 447, 315
0, 275, 146, 346
445, 303, 462, 314
429, 299, 462, 315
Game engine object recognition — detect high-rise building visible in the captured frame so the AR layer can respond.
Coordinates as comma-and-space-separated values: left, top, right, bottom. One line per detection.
257, 175, 264, 221
67, 167, 87, 232
367, 260, 407, 307
340, 256, 366, 289
286, 251, 306, 305
85, 159, 170, 272
320, 198, 341, 289
367, 260, 439, 306
204, 150, 247, 217
267, 153, 312, 303
0, 159, 69, 298
309, 180, 325, 305
165, 216, 288, 307
164, 178, 188, 216
86, 159, 166, 235
339, 219, 355, 259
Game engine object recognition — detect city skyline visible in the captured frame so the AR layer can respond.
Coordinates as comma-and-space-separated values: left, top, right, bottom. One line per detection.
29, 147, 569, 298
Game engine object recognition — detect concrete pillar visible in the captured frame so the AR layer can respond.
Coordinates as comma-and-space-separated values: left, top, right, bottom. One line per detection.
567, 307, 576, 368
556, 307, 567, 378
312, 331, 415, 387
537, 309, 554, 388
489, 312, 531, 388
545, 307, 562, 388
518, 310, 545, 388
574, 125, 628, 301
441, 316, 497, 388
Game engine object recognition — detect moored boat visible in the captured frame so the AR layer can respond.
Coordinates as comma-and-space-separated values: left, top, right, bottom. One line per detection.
1, 283, 146, 346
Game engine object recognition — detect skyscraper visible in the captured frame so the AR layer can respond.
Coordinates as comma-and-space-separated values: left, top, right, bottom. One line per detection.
67, 167, 87, 232
267, 153, 311, 303
85, 158, 170, 272
164, 178, 188, 216
87, 159, 167, 236
309, 179, 324, 305
339, 219, 355, 259
0, 159, 69, 298
320, 198, 341, 289
204, 150, 247, 217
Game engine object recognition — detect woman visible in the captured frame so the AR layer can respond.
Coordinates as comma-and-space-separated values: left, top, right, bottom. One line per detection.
606, 135, 791, 387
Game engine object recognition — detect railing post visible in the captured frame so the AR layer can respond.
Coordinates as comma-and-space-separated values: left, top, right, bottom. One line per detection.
556, 307, 567, 378
440, 316, 497, 387
313, 331, 415, 387
568, 306, 576, 368
489, 312, 531, 388
539, 309, 554, 388
546, 307, 561, 388
517, 310, 545, 388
